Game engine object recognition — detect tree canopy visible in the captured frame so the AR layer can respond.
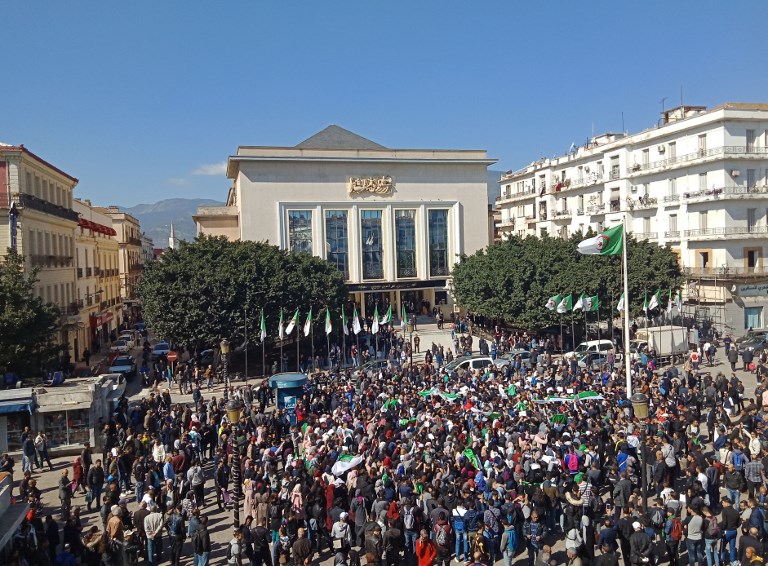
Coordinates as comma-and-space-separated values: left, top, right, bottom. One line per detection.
137, 236, 348, 349
0, 249, 62, 377
451, 231, 683, 330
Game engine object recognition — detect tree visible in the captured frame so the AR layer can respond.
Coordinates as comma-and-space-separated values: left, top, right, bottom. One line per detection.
137, 235, 347, 349
451, 231, 683, 331
0, 249, 62, 377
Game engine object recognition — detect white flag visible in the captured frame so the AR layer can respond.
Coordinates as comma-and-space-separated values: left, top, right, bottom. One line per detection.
352, 307, 362, 335
616, 293, 625, 312
573, 294, 585, 312
371, 307, 380, 334
303, 308, 312, 337
648, 291, 660, 311
285, 309, 298, 335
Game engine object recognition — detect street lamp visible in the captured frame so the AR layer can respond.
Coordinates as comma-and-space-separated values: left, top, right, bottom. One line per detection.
226, 397, 244, 528
631, 392, 650, 512
221, 338, 230, 402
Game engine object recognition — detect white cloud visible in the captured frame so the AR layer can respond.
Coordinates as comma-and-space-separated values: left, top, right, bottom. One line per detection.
192, 161, 227, 176
166, 177, 190, 186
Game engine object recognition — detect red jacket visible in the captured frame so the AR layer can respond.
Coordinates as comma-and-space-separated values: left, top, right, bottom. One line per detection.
415, 538, 437, 566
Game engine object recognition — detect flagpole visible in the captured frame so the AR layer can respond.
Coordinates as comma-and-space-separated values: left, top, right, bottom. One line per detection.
570, 303, 575, 351
621, 218, 632, 398
583, 298, 588, 341
597, 301, 602, 343
326, 310, 330, 371
296, 316, 300, 373
560, 317, 564, 354
244, 303, 248, 383
262, 331, 266, 378
311, 316, 315, 371
342, 314, 346, 369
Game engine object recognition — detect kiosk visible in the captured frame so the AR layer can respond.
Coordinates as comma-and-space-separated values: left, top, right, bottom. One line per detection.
268, 372, 307, 425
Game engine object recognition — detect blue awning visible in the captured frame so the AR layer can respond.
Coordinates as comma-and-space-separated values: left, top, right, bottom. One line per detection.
0, 400, 32, 414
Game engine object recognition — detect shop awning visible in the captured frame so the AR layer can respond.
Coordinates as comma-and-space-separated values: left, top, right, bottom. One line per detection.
0, 400, 32, 414
37, 401, 92, 413
0, 502, 28, 551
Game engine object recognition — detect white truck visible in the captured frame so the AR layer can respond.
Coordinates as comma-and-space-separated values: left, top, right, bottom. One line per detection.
629, 325, 689, 362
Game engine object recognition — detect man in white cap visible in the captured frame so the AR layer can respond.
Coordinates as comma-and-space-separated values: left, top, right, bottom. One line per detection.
628, 521, 652, 565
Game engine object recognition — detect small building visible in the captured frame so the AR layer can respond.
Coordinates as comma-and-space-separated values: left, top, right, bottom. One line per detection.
0, 389, 36, 453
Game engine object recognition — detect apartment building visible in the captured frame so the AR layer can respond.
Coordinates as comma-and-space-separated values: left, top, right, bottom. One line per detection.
96, 207, 143, 308
0, 144, 80, 361
72, 199, 122, 359
496, 102, 768, 336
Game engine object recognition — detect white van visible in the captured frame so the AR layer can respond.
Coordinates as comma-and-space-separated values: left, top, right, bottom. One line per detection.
565, 339, 616, 360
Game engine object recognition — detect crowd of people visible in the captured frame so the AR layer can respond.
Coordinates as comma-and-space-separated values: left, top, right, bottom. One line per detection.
3, 324, 768, 566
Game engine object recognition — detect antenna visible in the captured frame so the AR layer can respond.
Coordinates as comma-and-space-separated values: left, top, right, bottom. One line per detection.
621, 112, 625, 134
680, 84, 684, 108
660, 97, 668, 114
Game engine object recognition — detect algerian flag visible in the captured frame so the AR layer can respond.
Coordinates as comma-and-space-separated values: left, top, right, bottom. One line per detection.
648, 290, 660, 311
383, 398, 399, 410
279, 308, 285, 340
380, 305, 392, 325
576, 391, 604, 401
401, 305, 407, 329
552, 414, 567, 425
285, 309, 299, 335
586, 295, 599, 312
260, 310, 267, 342
577, 224, 624, 255
675, 290, 682, 313
643, 292, 649, 316
325, 309, 332, 335
545, 294, 561, 311
303, 308, 312, 337
507, 385, 516, 397
342, 309, 349, 336
666, 289, 673, 314
573, 293, 586, 312
371, 306, 380, 334
352, 306, 361, 335
462, 448, 481, 471
331, 453, 364, 476
556, 294, 573, 314
616, 293, 625, 312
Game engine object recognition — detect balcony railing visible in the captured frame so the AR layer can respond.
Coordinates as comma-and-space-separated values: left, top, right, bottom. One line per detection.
683, 226, 768, 238
29, 255, 73, 268
609, 201, 621, 212
85, 267, 92, 277
684, 265, 768, 278
553, 209, 572, 219
609, 169, 621, 180
127, 236, 142, 247
576, 208, 584, 215
497, 219, 515, 228
497, 189, 537, 204
77, 268, 83, 278
9, 193, 79, 223
633, 232, 658, 240
631, 145, 768, 174
524, 214, 535, 220
586, 204, 605, 215
663, 194, 680, 203
664, 231, 681, 240
682, 185, 768, 201
627, 196, 659, 210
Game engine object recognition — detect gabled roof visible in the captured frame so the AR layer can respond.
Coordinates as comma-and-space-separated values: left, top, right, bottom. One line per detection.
295, 125, 386, 150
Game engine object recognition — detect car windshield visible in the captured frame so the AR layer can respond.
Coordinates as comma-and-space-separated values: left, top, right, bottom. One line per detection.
115, 357, 131, 364
444, 358, 466, 370
154, 343, 169, 350
574, 344, 589, 354
116, 340, 126, 346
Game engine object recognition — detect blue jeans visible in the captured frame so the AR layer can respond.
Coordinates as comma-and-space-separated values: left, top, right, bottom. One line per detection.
720, 530, 737, 564
21, 454, 32, 473
147, 536, 163, 566
135, 480, 145, 503
686, 538, 704, 566
726, 488, 740, 507
404, 529, 418, 555
90, 485, 103, 509
704, 537, 719, 566
194, 552, 209, 566
454, 530, 467, 561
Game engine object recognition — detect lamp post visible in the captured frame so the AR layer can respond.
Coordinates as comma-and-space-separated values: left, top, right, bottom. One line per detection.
226, 397, 243, 528
631, 392, 650, 512
221, 338, 230, 402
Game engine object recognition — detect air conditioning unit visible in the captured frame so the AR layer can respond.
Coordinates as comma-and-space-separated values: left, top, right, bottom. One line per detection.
630, 185, 638, 192
731, 169, 741, 177
657, 145, 666, 153
584, 166, 590, 173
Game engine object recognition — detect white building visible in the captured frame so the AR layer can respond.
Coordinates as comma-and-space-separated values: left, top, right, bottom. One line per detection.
194, 125, 495, 317
496, 102, 768, 336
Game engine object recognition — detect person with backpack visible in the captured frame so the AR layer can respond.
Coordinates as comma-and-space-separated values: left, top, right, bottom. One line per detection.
228, 528, 245, 566
663, 509, 683, 566
165, 504, 186, 566
432, 512, 452, 566
403, 498, 420, 555
648, 499, 665, 538
192, 515, 211, 566
452, 499, 468, 562
499, 517, 517, 566
701, 506, 721, 566
720, 496, 740, 566
522, 511, 546, 566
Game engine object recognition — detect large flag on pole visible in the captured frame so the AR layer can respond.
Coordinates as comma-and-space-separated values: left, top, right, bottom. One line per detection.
342, 309, 349, 336
586, 295, 599, 312
545, 294, 561, 311
279, 308, 285, 340
643, 292, 649, 317
573, 293, 586, 312
401, 305, 407, 329
285, 309, 299, 335
352, 306, 362, 335
260, 310, 267, 342
577, 224, 624, 255
666, 289, 673, 314
648, 290, 660, 311
371, 306, 380, 334
380, 305, 392, 325
303, 308, 312, 337
556, 294, 573, 314
675, 290, 682, 313
616, 293, 625, 312
325, 309, 332, 335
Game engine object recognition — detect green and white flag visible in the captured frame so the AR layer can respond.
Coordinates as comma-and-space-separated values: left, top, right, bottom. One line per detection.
352, 306, 362, 335
401, 304, 407, 329
325, 309, 332, 335
545, 294, 561, 311
342, 309, 349, 336
279, 308, 285, 340
666, 289, 673, 314
577, 224, 623, 255
260, 310, 267, 342
303, 308, 312, 337
285, 309, 298, 335
616, 293, 625, 312
573, 293, 586, 312
371, 306, 380, 334
648, 290, 660, 311
675, 290, 682, 313
331, 453, 364, 477
380, 305, 392, 325
556, 294, 573, 314
643, 292, 649, 316
586, 295, 599, 312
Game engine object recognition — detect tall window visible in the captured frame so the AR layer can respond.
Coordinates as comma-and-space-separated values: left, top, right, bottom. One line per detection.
395, 210, 417, 277
361, 210, 383, 280
325, 210, 349, 279
288, 210, 313, 254
428, 209, 449, 277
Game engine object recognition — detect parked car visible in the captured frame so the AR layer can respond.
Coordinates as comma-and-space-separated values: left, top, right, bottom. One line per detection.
739, 335, 768, 353
109, 355, 136, 377
200, 349, 215, 366
501, 349, 533, 368
361, 359, 391, 372
118, 333, 135, 350
577, 352, 609, 370
444, 355, 510, 378
110, 339, 130, 354
151, 342, 171, 360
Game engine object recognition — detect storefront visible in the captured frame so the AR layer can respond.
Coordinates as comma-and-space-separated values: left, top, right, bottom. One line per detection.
0, 389, 35, 453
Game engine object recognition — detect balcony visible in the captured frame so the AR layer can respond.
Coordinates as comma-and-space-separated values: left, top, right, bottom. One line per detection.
629, 145, 768, 176
682, 185, 768, 203
85, 267, 92, 277
664, 231, 681, 240
497, 219, 515, 230
127, 236, 142, 247
576, 208, 585, 215
627, 196, 658, 211
609, 169, 621, 180
129, 263, 144, 274
553, 209, 572, 220
497, 189, 537, 204
29, 255, 72, 268
563, 174, 603, 191
77, 268, 83, 278
586, 204, 606, 215
684, 265, 768, 279
663, 194, 680, 203
524, 214, 535, 221
609, 201, 622, 212
58, 304, 80, 326
633, 232, 658, 241
683, 226, 768, 239
9, 193, 79, 223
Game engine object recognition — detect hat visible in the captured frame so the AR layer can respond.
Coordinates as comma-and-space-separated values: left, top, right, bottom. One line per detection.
632, 521, 642, 530
111, 505, 120, 516
340, 512, 349, 520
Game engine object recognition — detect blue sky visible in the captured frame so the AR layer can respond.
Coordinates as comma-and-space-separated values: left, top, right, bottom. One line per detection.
3, 1, 768, 207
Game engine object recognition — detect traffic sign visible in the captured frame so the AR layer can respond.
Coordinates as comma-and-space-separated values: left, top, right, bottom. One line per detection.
167, 351, 178, 362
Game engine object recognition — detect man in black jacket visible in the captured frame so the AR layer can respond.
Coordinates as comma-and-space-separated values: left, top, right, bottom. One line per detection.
192, 515, 211, 565
86, 459, 106, 511
251, 517, 272, 566
628, 521, 653, 565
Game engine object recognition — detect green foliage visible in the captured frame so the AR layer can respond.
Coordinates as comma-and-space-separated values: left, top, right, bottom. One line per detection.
0, 249, 62, 377
137, 235, 347, 348
451, 232, 683, 330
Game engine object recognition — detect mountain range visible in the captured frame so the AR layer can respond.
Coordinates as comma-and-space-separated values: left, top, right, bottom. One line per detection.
122, 198, 223, 247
